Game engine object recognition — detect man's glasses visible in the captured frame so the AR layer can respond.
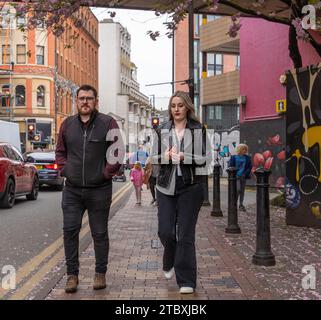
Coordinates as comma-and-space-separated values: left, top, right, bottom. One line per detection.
78, 96, 95, 102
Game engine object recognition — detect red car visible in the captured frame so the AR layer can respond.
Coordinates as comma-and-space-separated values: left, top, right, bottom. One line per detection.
0, 142, 39, 208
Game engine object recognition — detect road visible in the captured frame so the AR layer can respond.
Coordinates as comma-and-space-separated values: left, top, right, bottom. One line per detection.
0, 179, 133, 300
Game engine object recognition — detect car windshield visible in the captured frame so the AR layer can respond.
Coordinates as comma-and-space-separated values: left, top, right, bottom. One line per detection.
26, 152, 55, 161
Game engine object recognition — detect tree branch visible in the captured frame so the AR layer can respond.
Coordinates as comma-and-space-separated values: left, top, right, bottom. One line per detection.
210, 0, 291, 25
289, 24, 303, 68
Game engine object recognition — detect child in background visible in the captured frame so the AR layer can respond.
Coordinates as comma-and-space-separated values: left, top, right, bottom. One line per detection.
130, 161, 144, 205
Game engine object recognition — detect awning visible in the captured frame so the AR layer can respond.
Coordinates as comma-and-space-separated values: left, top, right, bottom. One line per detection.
94, 0, 290, 19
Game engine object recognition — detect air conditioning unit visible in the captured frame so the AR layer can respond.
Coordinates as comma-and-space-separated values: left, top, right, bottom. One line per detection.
237, 95, 246, 105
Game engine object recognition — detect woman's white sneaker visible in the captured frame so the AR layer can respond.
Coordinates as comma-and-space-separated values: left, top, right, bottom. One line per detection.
164, 267, 174, 279
179, 287, 194, 294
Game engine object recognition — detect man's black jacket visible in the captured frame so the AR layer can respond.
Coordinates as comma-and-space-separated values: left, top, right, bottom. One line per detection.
56, 110, 125, 188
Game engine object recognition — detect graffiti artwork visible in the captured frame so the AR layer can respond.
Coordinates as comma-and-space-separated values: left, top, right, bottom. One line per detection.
213, 127, 239, 176
240, 119, 286, 187
286, 63, 321, 228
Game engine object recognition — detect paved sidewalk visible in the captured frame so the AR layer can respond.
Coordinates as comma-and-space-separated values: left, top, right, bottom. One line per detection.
46, 181, 321, 300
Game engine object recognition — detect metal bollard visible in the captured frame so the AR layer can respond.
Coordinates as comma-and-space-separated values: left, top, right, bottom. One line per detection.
202, 175, 211, 206
252, 168, 275, 266
225, 167, 241, 234
211, 164, 223, 217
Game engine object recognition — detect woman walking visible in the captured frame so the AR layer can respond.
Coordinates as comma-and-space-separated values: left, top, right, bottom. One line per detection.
152, 91, 210, 294
228, 143, 252, 211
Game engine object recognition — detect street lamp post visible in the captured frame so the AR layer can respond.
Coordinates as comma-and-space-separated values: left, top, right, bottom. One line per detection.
149, 94, 155, 115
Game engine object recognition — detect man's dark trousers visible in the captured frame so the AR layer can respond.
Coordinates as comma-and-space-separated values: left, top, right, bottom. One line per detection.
61, 184, 112, 275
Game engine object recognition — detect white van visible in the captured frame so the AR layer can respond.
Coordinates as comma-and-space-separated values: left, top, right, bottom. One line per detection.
0, 120, 21, 153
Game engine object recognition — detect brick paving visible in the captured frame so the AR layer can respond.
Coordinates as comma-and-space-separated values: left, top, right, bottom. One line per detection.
46, 180, 321, 300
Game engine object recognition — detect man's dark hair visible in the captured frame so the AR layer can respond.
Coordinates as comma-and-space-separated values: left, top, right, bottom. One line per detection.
77, 85, 98, 99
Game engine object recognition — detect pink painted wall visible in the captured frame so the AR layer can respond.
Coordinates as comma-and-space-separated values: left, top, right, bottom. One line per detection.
240, 18, 321, 122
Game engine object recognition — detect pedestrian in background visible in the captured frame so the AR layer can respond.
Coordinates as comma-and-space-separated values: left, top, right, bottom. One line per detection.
143, 157, 159, 205
130, 161, 144, 205
228, 143, 252, 212
130, 145, 149, 168
152, 91, 210, 294
56, 84, 124, 294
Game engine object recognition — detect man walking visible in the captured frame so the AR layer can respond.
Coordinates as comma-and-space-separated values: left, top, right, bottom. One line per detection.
56, 85, 124, 293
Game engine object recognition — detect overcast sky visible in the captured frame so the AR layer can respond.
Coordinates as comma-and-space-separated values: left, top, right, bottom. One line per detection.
92, 8, 173, 109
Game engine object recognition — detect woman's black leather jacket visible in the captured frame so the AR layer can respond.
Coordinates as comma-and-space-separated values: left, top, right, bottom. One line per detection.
152, 118, 211, 188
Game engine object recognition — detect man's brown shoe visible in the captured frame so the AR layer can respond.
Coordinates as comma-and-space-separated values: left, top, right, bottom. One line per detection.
65, 275, 78, 293
93, 273, 106, 290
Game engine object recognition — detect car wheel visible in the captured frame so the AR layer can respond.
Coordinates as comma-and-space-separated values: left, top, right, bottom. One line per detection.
26, 176, 39, 201
0, 178, 15, 209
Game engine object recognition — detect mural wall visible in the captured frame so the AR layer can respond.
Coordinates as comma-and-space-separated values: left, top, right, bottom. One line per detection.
213, 126, 239, 176
286, 64, 321, 228
240, 119, 286, 187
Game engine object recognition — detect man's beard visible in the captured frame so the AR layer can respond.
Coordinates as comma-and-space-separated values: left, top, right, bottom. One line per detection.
78, 105, 94, 115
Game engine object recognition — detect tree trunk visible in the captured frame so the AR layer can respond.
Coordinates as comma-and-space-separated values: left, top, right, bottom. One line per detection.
289, 24, 302, 68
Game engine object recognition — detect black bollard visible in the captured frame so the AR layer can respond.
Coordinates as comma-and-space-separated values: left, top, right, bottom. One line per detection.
202, 175, 211, 206
252, 168, 275, 266
211, 164, 223, 217
225, 167, 241, 234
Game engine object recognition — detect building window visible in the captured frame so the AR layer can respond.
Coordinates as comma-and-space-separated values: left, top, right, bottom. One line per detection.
0, 13, 14, 29
1, 85, 10, 107
37, 86, 45, 107
16, 44, 26, 64
194, 15, 200, 37
207, 15, 220, 22
36, 45, 44, 65
15, 85, 25, 106
37, 19, 45, 28
236, 55, 240, 70
209, 107, 215, 120
207, 53, 223, 76
16, 14, 26, 28
2, 45, 11, 64
215, 106, 222, 120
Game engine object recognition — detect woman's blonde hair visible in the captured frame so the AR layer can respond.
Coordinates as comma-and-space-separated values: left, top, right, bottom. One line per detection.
134, 161, 142, 170
168, 91, 200, 123
235, 144, 249, 155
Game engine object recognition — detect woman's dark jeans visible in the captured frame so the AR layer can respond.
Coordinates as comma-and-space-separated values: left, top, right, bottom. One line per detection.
157, 176, 203, 289
237, 176, 246, 206
149, 176, 157, 201
61, 184, 112, 276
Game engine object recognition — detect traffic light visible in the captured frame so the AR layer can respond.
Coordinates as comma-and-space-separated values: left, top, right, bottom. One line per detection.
151, 117, 159, 129
27, 119, 36, 141
33, 133, 41, 142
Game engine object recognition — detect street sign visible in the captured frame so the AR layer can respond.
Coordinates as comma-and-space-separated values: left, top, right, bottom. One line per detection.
276, 99, 286, 113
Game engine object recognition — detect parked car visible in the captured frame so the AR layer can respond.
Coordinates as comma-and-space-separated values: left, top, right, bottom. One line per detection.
112, 164, 127, 182
0, 142, 39, 208
24, 151, 65, 191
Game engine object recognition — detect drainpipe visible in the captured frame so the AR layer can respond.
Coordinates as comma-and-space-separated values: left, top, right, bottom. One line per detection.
188, 1, 194, 102
172, 30, 175, 94
54, 36, 58, 145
